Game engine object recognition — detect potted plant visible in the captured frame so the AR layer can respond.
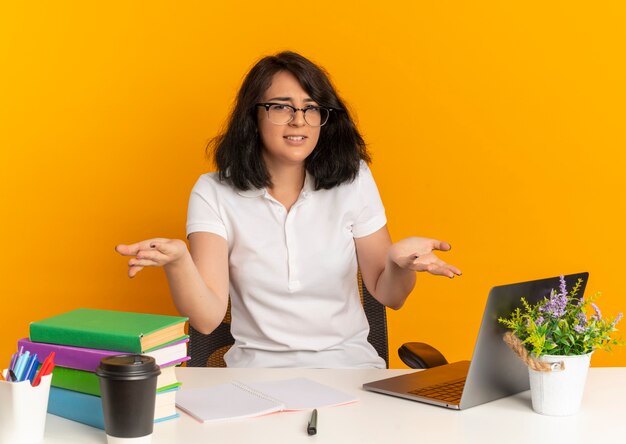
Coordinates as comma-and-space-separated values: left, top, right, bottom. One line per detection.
499, 275, 622, 416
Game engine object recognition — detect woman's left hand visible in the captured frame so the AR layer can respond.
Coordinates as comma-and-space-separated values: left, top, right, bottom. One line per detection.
388, 236, 462, 278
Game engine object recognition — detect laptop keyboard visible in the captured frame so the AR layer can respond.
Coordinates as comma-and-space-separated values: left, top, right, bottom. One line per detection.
408, 377, 466, 404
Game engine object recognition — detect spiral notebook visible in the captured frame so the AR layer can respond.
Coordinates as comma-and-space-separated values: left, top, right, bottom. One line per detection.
175, 377, 358, 423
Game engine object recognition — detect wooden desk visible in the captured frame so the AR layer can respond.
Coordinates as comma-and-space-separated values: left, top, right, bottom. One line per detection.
42, 367, 626, 443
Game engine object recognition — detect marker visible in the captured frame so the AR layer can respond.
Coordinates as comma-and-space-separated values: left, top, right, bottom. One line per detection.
33, 352, 55, 387
307, 409, 318, 436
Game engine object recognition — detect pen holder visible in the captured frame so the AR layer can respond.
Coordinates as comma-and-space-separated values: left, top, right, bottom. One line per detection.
0, 372, 52, 444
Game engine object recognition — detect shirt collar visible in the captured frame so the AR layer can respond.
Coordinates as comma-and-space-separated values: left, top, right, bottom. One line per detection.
237, 188, 265, 198
236, 170, 315, 199
300, 170, 314, 198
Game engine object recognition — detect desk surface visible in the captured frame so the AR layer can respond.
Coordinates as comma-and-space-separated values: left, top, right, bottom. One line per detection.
42, 367, 626, 444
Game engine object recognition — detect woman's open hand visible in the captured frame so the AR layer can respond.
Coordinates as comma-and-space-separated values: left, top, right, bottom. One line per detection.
115, 238, 188, 278
388, 236, 462, 278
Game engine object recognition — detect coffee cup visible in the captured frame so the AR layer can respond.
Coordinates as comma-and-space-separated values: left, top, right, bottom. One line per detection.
96, 355, 161, 444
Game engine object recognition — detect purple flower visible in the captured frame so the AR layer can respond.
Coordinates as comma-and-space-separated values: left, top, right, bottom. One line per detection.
536, 316, 544, 326
574, 312, 587, 334
540, 288, 567, 318
559, 275, 567, 298
591, 303, 602, 321
611, 312, 623, 328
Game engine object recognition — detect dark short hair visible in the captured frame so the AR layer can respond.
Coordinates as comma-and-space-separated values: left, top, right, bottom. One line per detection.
209, 51, 370, 191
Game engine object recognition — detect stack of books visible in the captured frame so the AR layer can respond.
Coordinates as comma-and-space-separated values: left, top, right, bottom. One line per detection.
21, 308, 189, 429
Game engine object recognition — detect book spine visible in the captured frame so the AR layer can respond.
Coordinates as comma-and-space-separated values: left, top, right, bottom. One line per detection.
48, 387, 105, 429
17, 338, 118, 373
52, 366, 181, 396
29, 323, 142, 353
48, 387, 178, 428
51, 367, 101, 396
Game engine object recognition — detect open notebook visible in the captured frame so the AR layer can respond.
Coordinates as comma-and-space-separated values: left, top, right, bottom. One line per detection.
175, 377, 358, 423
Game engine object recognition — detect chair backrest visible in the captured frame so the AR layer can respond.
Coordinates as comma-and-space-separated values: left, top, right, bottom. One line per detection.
360, 280, 389, 367
187, 274, 389, 368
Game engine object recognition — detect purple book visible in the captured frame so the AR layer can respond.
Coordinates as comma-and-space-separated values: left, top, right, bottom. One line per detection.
18, 337, 190, 372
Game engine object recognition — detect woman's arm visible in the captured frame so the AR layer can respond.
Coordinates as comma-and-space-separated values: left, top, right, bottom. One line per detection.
355, 226, 461, 310
115, 232, 229, 334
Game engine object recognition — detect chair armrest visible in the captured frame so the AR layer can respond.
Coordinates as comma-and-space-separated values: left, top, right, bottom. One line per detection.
398, 342, 449, 369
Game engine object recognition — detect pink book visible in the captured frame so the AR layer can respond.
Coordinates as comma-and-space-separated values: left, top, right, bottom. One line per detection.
17, 337, 189, 372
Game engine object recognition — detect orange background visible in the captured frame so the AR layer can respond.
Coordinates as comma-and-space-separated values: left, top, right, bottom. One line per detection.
1, 2, 625, 368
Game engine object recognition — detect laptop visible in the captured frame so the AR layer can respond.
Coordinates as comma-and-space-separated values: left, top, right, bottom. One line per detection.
363, 272, 589, 410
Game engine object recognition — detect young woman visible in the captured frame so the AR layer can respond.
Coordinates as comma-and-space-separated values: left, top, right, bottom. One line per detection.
116, 51, 461, 368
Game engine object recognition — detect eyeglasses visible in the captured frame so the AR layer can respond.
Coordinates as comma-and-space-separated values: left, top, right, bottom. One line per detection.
255, 103, 334, 127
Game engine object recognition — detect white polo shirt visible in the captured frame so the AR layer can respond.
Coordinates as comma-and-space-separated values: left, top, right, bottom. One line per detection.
186, 161, 387, 368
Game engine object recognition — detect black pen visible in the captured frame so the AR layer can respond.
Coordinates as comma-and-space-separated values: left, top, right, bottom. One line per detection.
307, 409, 318, 435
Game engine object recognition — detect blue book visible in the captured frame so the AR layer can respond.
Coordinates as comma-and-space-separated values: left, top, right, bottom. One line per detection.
48, 387, 104, 429
48, 386, 180, 429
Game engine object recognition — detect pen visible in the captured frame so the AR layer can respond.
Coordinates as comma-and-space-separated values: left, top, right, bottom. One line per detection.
14, 350, 30, 381
23, 354, 38, 383
307, 409, 318, 436
8, 352, 18, 373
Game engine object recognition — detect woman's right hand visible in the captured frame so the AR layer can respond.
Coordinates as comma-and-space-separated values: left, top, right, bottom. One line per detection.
115, 238, 189, 278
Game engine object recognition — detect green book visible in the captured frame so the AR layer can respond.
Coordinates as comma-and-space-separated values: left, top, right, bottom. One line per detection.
30, 308, 188, 353
51, 365, 181, 396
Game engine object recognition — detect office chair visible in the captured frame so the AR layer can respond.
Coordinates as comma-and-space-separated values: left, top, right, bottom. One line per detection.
187, 276, 448, 369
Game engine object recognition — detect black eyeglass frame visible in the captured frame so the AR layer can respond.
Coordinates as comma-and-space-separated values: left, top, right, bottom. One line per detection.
255, 102, 338, 127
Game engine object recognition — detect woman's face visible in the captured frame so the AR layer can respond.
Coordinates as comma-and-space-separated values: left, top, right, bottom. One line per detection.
257, 71, 321, 169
